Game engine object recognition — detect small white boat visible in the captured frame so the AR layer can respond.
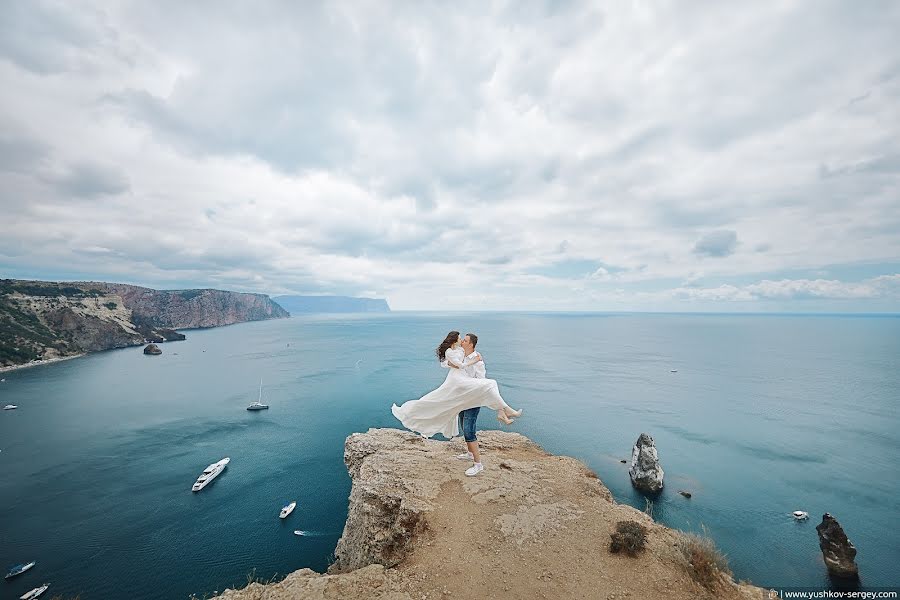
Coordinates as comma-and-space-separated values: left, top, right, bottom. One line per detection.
3, 404, 17, 410
293, 530, 305, 536
792, 510, 809, 520
280, 501, 297, 519
247, 378, 269, 411
5, 561, 36, 579
669, 369, 678, 373
192, 458, 230, 492
20, 583, 50, 599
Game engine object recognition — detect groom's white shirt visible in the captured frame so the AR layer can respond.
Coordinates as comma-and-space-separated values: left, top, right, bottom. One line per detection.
464, 351, 486, 379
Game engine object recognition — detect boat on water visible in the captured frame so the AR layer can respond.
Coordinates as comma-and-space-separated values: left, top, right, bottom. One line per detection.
280, 501, 297, 519
247, 378, 269, 411
20, 583, 50, 599
3, 404, 18, 410
792, 510, 809, 520
5, 561, 36, 579
192, 458, 230, 492
293, 530, 305, 536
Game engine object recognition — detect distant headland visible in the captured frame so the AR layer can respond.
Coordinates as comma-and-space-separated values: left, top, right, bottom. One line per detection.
0, 279, 289, 370
274, 295, 390, 314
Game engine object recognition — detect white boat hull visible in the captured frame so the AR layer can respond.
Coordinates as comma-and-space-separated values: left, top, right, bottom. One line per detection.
192, 458, 230, 492
21, 583, 50, 600
280, 501, 297, 519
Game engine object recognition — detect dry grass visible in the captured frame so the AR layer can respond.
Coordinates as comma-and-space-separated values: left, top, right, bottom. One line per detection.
644, 497, 655, 519
675, 525, 732, 589
188, 570, 281, 599
609, 520, 649, 556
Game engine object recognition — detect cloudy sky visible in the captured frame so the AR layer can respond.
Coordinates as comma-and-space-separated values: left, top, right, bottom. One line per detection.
2, 1, 899, 311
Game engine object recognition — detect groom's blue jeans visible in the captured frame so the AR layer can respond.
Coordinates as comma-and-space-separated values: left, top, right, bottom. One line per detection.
458, 407, 481, 442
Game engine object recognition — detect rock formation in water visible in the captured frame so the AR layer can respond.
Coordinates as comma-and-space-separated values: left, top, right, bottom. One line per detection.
273, 295, 390, 314
143, 343, 162, 355
0, 279, 288, 368
629, 432, 665, 494
816, 513, 859, 578
214, 428, 767, 600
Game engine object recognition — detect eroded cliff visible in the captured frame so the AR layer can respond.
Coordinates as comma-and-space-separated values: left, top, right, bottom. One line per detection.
213, 428, 768, 600
0, 279, 288, 367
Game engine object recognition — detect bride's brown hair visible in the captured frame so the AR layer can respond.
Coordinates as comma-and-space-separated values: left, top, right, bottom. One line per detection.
436, 331, 460, 362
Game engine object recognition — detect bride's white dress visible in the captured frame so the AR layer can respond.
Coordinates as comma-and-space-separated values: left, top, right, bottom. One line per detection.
391, 347, 508, 438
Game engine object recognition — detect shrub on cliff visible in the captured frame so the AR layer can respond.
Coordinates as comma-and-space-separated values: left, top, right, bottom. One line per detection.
609, 520, 648, 556
675, 525, 732, 589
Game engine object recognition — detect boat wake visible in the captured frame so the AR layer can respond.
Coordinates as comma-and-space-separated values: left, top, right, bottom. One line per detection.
293, 530, 339, 537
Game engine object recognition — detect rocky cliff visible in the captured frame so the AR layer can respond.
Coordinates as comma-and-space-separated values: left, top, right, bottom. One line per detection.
0, 279, 288, 368
213, 429, 768, 600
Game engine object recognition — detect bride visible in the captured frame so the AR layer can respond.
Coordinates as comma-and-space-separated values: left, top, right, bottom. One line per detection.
391, 331, 523, 439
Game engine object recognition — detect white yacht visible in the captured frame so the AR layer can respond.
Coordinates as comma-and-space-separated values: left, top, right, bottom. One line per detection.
792, 510, 809, 520
247, 379, 269, 411
3, 404, 18, 410
280, 501, 297, 519
20, 583, 50, 599
192, 458, 230, 492
5, 561, 35, 579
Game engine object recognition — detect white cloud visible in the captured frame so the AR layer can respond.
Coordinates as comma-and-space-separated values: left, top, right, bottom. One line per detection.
0, 1, 899, 310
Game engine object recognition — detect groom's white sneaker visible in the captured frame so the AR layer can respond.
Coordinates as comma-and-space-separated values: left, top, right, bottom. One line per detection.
456, 451, 474, 461
465, 462, 484, 476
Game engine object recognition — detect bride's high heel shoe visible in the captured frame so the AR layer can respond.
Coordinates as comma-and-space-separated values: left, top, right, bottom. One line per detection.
497, 409, 514, 425
504, 407, 523, 418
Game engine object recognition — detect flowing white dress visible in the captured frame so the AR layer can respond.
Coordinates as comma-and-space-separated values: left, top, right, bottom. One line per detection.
391, 347, 509, 439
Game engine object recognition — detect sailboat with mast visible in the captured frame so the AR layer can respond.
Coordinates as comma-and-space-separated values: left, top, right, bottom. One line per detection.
246, 378, 269, 411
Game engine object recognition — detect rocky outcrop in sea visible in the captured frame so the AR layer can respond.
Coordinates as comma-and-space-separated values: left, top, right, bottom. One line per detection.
816, 513, 859, 578
629, 432, 665, 494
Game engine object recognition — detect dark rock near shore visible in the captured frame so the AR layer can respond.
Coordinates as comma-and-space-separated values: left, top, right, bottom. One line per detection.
143, 343, 162, 355
816, 513, 859, 578
678, 490, 692, 498
629, 433, 664, 494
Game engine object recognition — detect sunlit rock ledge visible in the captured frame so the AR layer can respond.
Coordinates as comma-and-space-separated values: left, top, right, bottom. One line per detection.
214, 428, 768, 600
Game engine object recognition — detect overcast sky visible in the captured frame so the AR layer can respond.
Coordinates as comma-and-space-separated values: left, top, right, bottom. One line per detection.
1, 1, 899, 311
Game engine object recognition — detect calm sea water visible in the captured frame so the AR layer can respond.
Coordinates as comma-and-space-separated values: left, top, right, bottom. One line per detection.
1, 313, 898, 598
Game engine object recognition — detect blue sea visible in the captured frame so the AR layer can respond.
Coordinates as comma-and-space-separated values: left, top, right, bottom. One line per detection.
1, 313, 898, 598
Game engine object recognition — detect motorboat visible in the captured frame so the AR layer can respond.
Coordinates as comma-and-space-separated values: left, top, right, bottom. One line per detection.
192, 458, 230, 492
792, 510, 809, 520
247, 378, 269, 411
280, 501, 297, 519
5, 561, 36, 579
20, 583, 50, 599
3, 404, 18, 410
293, 530, 305, 536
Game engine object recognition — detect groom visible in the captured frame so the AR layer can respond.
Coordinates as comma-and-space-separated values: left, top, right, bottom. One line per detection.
456, 333, 485, 476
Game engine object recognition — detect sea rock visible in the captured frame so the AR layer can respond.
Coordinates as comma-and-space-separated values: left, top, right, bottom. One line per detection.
816, 513, 859, 578
679, 490, 692, 498
143, 343, 162, 355
629, 433, 664, 494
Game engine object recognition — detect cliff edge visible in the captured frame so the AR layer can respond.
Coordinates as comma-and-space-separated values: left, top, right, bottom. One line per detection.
214, 428, 768, 600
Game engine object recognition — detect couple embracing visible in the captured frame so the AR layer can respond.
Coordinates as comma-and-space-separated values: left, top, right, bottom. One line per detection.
391, 331, 522, 476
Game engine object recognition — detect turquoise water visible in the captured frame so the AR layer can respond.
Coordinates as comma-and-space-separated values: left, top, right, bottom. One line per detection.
1, 313, 898, 598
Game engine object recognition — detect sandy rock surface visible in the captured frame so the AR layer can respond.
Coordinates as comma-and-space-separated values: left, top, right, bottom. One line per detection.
216, 428, 769, 600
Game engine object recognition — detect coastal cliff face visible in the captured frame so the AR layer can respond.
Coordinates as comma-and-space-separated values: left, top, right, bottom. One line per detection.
214, 429, 768, 600
0, 279, 288, 368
